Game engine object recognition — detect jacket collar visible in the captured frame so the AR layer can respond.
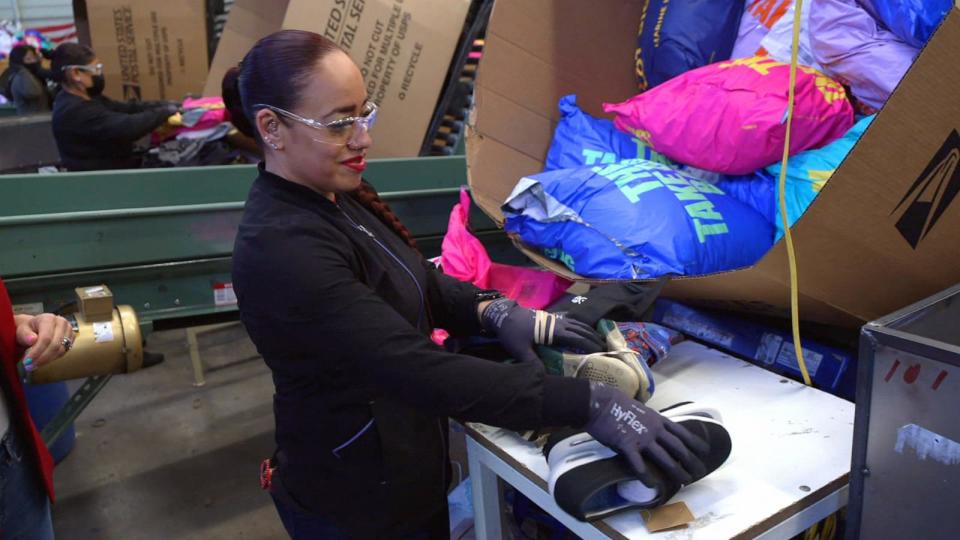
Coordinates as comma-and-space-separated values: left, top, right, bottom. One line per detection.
255, 162, 342, 213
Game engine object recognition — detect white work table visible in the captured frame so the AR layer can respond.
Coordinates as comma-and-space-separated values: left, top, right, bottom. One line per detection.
466, 341, 855, 539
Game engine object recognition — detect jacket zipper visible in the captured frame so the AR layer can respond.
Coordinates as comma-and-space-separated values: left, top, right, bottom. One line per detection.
331, 418, 376, 458
340, 203, 446, 494
338, 204, 425, 329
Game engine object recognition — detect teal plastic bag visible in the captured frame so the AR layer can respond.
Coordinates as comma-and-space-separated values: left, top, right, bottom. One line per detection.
766, 115, 875, 240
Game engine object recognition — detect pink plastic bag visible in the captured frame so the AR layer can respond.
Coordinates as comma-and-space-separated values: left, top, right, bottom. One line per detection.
603, 56, 854, 175
440, 188, 571, 309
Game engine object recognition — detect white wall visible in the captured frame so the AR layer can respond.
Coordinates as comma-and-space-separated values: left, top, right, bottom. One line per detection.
0, 0, 75, 29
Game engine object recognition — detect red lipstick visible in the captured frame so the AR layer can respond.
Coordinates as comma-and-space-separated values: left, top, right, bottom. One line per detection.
341, 155, 366, 172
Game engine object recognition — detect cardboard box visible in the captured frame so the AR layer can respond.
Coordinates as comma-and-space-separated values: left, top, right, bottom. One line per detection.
75, 0, 209, 101
203, 0, 470, 159
466, 0, 960, 328
201, 0, 291, 98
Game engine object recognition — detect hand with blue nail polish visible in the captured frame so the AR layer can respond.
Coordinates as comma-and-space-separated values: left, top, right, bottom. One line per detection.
16, 313, 75, 370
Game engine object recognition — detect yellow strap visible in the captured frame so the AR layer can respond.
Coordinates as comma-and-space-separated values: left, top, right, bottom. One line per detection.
790, 0, 821, 534
778, 0, 813, 386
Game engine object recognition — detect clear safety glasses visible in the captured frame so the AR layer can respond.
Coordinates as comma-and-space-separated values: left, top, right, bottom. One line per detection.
254, 101, 378, 146
62, 63, 104, 76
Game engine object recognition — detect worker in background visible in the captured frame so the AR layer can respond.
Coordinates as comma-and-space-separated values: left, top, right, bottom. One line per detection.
227, 30, 710, 540
0, 277, 76, 540
3, 45, 54, 114
49, 43, 178, 171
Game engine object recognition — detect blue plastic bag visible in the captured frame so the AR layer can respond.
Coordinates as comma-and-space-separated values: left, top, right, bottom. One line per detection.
545, 95, 720, 181
546, 95, 665, 171
546, 95, 774, 224
636, 0, 745, 90
860, 0, 952, 49
767, 115, 875, 240
502, 159, 775, 279
714, 171, 777, 226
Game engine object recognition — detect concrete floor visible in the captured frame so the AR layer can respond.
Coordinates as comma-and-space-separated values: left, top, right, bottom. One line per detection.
49, 324, 522, 539
52, 325, 288, 540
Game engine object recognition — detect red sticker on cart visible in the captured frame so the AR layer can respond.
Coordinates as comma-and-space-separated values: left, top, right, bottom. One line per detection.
213, 283, 237, 306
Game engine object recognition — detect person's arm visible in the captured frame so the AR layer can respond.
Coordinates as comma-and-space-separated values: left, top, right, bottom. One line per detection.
420, 260, 485, 336
65, 100, 173, 142
237, 225, 590, 431
102, 96, 179, 115
11, 72, 43, 101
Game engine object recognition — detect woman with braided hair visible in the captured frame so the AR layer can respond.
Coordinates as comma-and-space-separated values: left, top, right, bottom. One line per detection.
228, 30, 709, 540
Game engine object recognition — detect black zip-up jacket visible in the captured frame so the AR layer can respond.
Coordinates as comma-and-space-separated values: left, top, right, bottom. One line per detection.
232, 167, 589, 538
51, 92, 172, 171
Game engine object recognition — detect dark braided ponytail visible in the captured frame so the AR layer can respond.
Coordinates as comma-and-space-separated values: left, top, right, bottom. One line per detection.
349, 182, 420, 253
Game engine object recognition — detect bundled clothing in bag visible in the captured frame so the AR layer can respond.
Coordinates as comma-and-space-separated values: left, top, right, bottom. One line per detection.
546, 95, 649, 171
604, 56, 854, 175
731, 0, 822, 71
502, 159, 774, 279
731, 0, 793, 58
755, 0, 822, 71
152, 96, 229, 144
713, 171, 777, 226
766, 114, 875, 239
545, 94, 718, 181
859, 0, 952, 49
546, 94, 773, 224
635, 0, 743, 91
809, 0, 918, 112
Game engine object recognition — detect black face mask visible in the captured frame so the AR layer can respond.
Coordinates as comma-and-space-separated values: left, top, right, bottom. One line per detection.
88, 74, 106, 97
23, 62, 40, 75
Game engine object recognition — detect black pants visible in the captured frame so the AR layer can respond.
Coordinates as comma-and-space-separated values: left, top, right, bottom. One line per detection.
272, 492, 450, 540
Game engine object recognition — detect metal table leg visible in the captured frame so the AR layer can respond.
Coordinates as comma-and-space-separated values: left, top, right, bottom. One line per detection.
467, 436, 505, 540
40, 374, 112, 447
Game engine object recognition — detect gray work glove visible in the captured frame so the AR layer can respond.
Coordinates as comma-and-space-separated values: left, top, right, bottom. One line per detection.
481, 299, 604, 363
585, 382, 710, 486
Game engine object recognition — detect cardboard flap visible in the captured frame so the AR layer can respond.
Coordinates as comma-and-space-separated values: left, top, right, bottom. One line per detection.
467, 0, 960, 326
755, 9, 960, 321
468, 0, 638, 220
203, 0, 291, 97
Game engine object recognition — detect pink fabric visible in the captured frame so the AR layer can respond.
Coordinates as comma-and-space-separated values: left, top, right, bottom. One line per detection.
151, 96, 229, 144
180, 96, 228, 131
440, 189, 571, 309
603, 56, 854, 175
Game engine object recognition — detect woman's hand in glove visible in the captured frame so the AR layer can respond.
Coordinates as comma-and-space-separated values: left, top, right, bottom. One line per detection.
480, 298, 604, 363
585, 382, 710, 486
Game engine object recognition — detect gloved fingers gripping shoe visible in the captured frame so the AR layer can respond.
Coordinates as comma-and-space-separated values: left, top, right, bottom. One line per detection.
539, 319, 655, 402
544, 390, 732, 522
481, 298, 605, 363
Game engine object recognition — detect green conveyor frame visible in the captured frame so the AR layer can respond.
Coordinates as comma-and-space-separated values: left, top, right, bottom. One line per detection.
0, 156, 516, 332
0, 156, 520, 447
